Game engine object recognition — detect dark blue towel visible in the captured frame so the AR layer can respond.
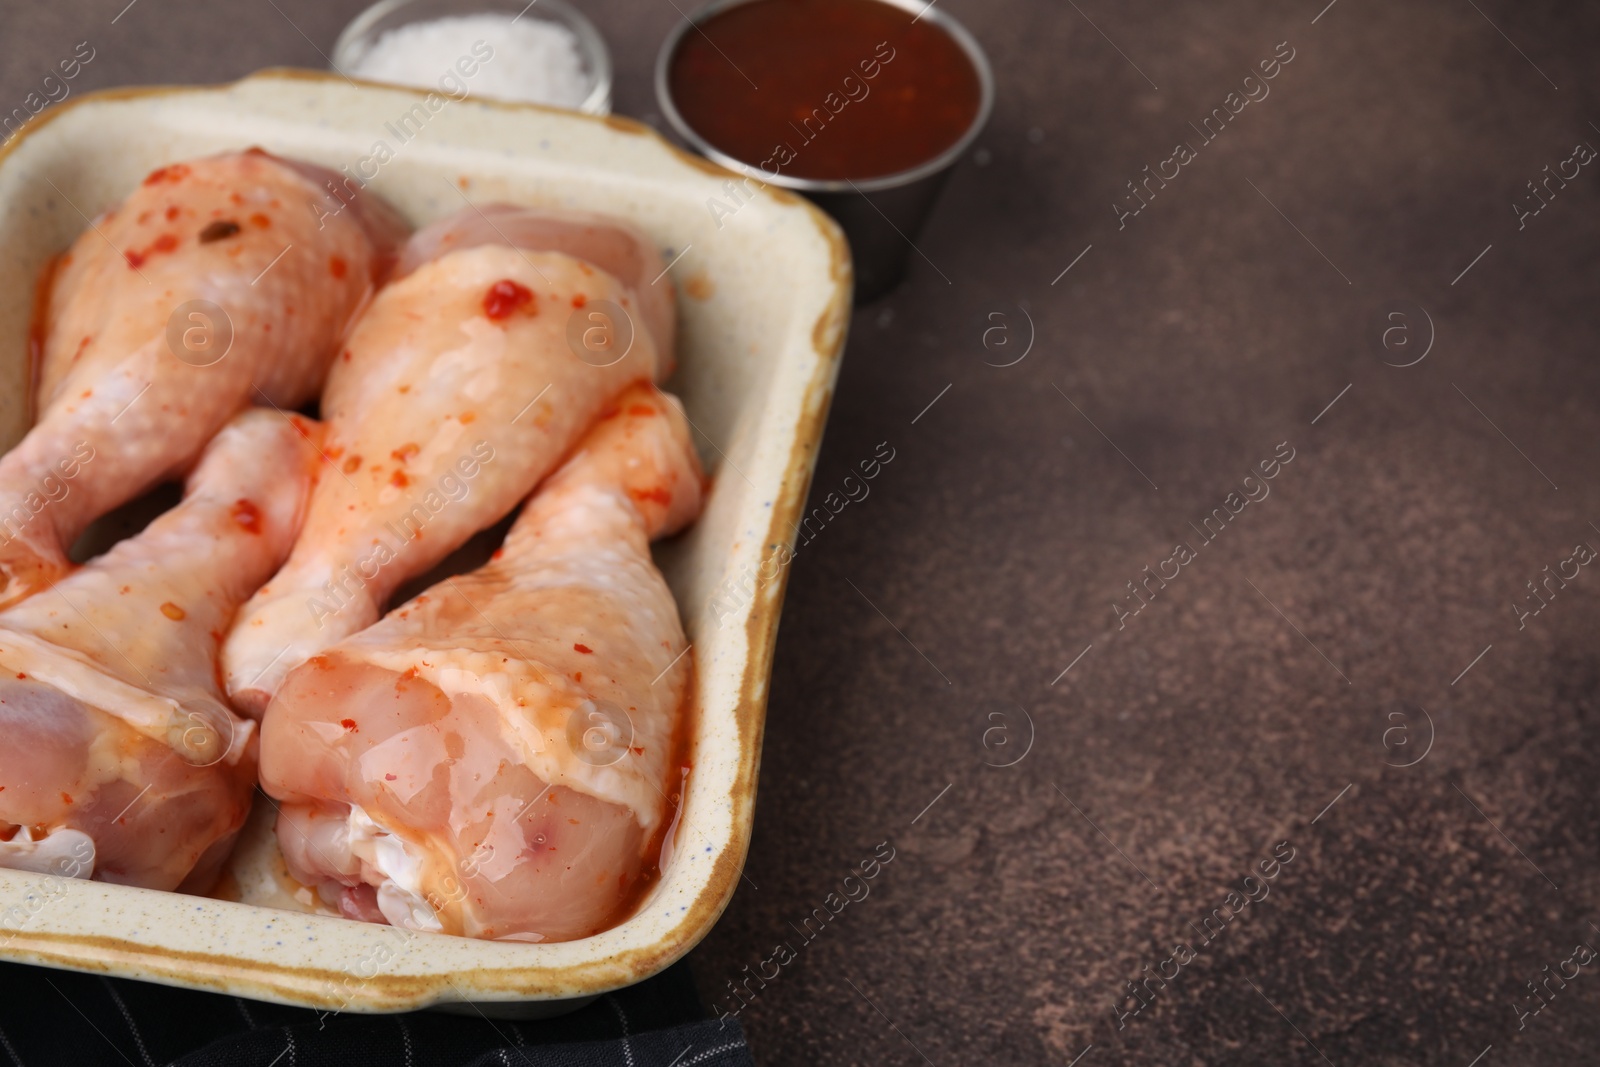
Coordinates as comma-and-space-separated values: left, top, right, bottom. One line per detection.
0, 958, 753, 1067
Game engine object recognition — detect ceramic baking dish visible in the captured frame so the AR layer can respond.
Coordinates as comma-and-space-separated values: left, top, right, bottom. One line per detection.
0, 70, 849, 1014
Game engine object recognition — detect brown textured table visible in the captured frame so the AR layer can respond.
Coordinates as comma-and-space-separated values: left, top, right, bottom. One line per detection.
6, 1, 1600, 1064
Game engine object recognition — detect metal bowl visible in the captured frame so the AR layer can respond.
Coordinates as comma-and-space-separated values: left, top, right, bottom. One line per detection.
655, 0, 994, 300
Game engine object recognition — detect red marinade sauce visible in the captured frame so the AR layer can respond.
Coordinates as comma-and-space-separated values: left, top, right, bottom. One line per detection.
668, 0, 980, 181
26, 253, 63, 423
483, 279, 535, 320
231, 499, 263, 533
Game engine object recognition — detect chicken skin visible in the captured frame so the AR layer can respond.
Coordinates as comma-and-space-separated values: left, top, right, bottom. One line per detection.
0, 409, 321, 891
224, 204, 671, 714
0, 149, 405, 610
392, 203, 676, 374
260, 384, 703, 942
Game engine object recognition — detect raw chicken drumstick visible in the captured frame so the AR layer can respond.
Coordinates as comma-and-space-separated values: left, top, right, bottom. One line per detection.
260, 384, 703, 942
0, 409, 321, 892
0, 149, 406, 609
224, 204, 671, 714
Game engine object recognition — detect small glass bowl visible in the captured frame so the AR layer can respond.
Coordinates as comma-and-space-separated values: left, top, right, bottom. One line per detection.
332, 0, 613, 115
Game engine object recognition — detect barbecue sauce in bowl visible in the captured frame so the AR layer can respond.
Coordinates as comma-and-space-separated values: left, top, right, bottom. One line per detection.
666, 0, 982, 182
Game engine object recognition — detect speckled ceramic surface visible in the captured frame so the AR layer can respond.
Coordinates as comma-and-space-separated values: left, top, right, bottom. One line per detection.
0, 70, 851, 1014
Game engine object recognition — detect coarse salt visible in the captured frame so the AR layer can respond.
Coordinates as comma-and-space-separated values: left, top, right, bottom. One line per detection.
349, 13, 592, 109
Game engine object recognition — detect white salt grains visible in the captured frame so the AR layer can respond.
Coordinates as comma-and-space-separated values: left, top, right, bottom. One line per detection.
349, 13, 593, 109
